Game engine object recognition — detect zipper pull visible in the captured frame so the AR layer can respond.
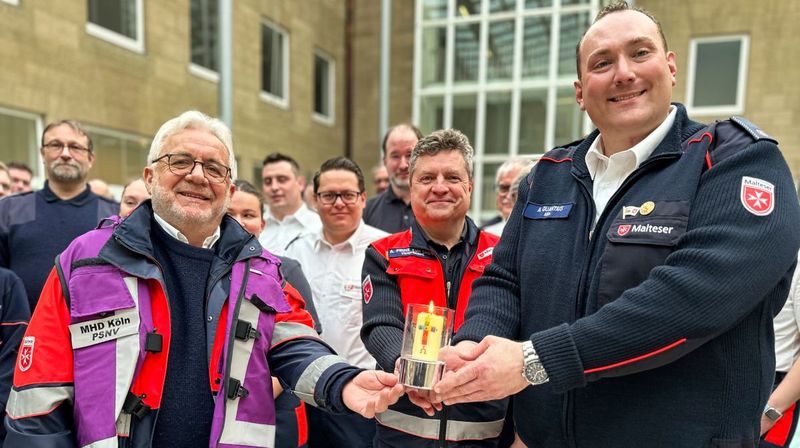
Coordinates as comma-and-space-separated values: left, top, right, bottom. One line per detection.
446, 281, 451, 299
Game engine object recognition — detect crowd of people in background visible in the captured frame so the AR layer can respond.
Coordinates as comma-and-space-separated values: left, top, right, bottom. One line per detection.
1, 2, 800, 448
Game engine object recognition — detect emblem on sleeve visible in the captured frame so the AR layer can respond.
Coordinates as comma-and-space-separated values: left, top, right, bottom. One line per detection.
19, 336, 35, 372
362, 275, 373, 304
617, 225, 631, 236
741, 176, 774, 216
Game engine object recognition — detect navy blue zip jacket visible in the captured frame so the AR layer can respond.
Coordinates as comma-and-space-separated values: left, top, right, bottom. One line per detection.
455, 104, 800, 447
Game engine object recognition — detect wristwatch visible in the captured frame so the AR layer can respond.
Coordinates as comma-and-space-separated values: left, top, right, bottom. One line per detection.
521, 340, 549, 385
764, 404, 783, 422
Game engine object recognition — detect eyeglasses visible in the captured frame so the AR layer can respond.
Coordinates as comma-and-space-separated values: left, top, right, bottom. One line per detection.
494, 183, 512, 194
316, 190, 362, 205
151, 153, 231, 183
42, 141, 91, 156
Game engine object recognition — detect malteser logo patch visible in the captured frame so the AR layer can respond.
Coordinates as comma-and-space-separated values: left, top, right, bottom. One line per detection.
19, 336, 34, 372
362, 275, 373, 304
477, 247, 494, 260
618, 223, 674, 237
741, 176, 774, 216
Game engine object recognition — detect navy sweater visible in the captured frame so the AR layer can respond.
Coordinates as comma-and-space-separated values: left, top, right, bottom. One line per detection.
0, 182, 117, 309
150, 223, 215, 448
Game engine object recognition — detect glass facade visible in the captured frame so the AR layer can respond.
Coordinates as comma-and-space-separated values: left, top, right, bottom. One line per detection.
415, 0, 598, 218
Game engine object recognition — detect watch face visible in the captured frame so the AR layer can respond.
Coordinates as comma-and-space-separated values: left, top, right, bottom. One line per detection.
525, 362, 548, 385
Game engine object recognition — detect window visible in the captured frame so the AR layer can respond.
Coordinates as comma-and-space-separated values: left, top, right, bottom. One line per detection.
261, 20, 289, 108
85, 126, 151, 186
414, 0, 597, 219
86, 0, 144, 53
1, 0, 20, 6
686, 35, 749, 116
313, 50, 335, 124
0, 107, 43, 183
190, 0, 219, 81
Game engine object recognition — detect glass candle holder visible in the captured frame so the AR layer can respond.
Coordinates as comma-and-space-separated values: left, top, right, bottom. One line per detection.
397, 302, 454, 389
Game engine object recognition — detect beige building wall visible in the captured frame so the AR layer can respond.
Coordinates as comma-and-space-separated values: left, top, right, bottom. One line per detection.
350, 0, 414, 196
0, 0, 346, 187
642, 0, 800, 178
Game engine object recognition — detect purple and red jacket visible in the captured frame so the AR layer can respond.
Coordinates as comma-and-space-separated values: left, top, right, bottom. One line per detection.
4, 202, 358, 448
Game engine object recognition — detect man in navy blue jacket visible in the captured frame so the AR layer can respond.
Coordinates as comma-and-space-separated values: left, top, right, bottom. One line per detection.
431, 2, 800, 447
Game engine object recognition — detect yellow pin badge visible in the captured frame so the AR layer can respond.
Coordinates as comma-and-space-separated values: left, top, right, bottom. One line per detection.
639, 201, 655, 215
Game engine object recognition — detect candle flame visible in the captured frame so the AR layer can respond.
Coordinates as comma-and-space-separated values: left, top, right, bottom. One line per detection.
428, 300, 434, 314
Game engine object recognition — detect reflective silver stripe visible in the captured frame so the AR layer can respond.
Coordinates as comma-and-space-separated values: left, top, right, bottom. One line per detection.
6, 385, 74, 419
294, 354, 348, 407
218, 299, 274, 447
272, 321, 321, 348
114, 277, 141, 430
82, 436, 116, 448
376, 409, 504, 441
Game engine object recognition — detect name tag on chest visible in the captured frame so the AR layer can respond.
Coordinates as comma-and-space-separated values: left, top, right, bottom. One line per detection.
69, 309, 140, 349
523, 202, 573, 219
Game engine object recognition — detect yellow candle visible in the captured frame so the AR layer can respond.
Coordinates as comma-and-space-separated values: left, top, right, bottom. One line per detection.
411, 302, 444, 361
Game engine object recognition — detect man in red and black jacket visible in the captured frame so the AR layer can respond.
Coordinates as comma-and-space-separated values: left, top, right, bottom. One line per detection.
361, 129, 508, 447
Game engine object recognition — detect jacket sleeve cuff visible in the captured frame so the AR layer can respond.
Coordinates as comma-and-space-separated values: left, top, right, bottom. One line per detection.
530, 323, 586, 393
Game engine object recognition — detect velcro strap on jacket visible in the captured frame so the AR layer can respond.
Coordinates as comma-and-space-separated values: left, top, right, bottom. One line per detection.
250, 294, 276, 314
227, 378, 250, 400
122, 392, 151, 419
235, 319, 260, 342
144, 331, 163, 353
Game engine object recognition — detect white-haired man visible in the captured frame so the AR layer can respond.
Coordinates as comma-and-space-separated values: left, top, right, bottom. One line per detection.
482, 157, 535, 236
5, 111, 404, 447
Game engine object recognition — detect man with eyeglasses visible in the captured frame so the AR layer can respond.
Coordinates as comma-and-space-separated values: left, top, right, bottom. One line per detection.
482, 157, 535, 236
285, 157, 388, 448
0, 119, 117, 309
6, 111, 404, 448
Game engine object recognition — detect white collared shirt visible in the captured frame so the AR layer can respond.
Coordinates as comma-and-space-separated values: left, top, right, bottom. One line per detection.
153, 212, 220, 249
285, 220, 388, 368
585, 106, 677, 223
774, 251, 800, 372
259, 203, 322, 256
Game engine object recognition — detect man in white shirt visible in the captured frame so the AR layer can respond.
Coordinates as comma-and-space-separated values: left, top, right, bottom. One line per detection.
286, 156, 387, 448
260, 153, 322, 255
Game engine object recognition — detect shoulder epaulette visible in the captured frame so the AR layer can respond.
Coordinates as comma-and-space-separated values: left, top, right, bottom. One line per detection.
701, 117, 779, 169
729, 116, 778, 144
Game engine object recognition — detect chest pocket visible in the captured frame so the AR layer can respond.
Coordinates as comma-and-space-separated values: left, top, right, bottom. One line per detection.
596, 200, 689, 309
386, 256, 443, 307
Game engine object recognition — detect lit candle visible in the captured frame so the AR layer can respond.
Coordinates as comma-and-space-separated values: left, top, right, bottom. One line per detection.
411, 301, 444, 361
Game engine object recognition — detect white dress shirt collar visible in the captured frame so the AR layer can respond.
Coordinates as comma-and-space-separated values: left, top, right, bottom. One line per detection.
153, 212, 220, 249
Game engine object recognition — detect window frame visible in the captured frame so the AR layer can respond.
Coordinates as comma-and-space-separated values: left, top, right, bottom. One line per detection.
312, 49, 336, 125
188, 0, 219, 81
0, 105, 43, 186
85, 0, 145, 54
260, 19, 290, 109
685, 34, 750, 116
413, 0, 598, 219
